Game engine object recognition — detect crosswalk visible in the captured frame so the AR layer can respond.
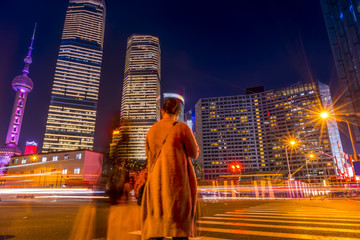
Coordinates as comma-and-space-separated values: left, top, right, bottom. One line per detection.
128, 205, 360, 240
197, 205, 360, 240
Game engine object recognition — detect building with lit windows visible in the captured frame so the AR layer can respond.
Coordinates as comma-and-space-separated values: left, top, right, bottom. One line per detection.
4, 150, 103, 187
195, 82, 343, 181
119, 35, 161, 163
109, 128, 120, 159
42, 0, 106, 152
320, 0, 360, 142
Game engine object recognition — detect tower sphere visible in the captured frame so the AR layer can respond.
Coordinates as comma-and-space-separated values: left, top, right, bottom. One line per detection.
12, 75, 33, 92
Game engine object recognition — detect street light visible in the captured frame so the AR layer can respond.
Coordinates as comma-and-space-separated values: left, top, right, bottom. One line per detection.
285, 139, 297, 180
320, 111, 329, 119
319, 110, 357, 180
306, 153, 315, 183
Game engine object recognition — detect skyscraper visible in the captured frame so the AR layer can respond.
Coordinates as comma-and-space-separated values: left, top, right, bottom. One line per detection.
196, 82, 343, 180
42, 0, 106, 152
0, 26, 36, 174
320, 0, 360, 142
119, 35, 161, 164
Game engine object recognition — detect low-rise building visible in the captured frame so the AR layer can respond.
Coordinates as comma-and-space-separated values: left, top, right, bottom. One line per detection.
3, 149, 103, 188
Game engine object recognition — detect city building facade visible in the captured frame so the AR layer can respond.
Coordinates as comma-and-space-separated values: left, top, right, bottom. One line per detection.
320, 0, 360, 142
4, 149, 103, 187
0, 26, 36, 175
42, 0, 106, 152
196, 82, 343, 180
118, 35, 161, 164
109, 128, 120, 160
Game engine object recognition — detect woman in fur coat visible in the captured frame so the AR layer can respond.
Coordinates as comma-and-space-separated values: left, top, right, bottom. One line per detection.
141, 98, 199, 240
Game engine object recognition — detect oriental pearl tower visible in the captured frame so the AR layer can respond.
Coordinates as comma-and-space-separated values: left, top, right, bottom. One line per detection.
0, 25, 36, 175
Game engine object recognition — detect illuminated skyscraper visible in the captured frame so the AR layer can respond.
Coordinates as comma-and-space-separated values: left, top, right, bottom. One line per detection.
320, 0, 360, 142
119, 35, 161, 163
42, 0, 106, 152
196, 82, 343, 180
0, 26, 36, 174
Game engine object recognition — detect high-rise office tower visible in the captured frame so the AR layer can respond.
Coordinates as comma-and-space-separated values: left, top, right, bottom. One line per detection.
320, 0, 360, 142
119, 35, 161, 164
196, 82, 343, 180
42, 0, 106, 152
0, 26, 36, 174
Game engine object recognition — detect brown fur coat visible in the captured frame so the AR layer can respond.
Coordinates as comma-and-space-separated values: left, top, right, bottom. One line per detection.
141, 118, 199, 239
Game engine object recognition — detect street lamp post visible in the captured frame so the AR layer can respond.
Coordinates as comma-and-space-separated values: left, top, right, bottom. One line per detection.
320, 111, 357, 180
305, 161, 310, 183
306, 153, 315, 184
285, 147, 292, 180
285, 140, 296, 180
345, 120, 357, 180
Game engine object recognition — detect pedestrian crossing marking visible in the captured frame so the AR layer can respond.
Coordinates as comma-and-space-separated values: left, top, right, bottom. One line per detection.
221, 212, 360, 223
128, 230, 230, 240
198, 227, 360, 240
129, 205, 360, 240
198, 220, 360, 233
241, 209, 348, 214
232, 211, 360, 220
207, 215, 360, 227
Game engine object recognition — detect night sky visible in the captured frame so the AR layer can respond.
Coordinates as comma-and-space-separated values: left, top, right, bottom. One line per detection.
0, 0, 354, 153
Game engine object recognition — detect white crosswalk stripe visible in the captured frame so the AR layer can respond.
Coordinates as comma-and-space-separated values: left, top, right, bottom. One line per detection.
129, 206, 360, 239
197, 206, 360, 239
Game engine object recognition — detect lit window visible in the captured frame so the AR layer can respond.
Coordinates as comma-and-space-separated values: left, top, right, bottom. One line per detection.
64, 154, 70, 160
42, 157, 47, 162
21, 158, 26, 164
62, 168, 67, 175
76, 153, 82, 159
74, 168, 80, 174
53, 155, 58, 161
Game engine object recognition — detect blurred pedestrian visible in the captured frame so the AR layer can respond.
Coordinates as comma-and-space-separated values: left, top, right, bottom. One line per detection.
141, 98, 199, 240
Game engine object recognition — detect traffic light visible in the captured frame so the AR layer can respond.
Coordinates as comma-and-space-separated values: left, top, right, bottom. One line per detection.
230, 163, 241, 174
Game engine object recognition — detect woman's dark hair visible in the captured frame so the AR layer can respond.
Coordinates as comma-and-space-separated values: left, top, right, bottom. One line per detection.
162, 98, 181, 116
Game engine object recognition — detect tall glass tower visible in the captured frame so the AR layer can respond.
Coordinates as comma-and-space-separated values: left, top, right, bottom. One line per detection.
320, 0, 360, 143
118, 35, 161, 164
42, 0, 106, 152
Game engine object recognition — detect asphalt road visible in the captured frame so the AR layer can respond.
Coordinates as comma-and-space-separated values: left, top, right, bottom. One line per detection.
1, 198, 360, 240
